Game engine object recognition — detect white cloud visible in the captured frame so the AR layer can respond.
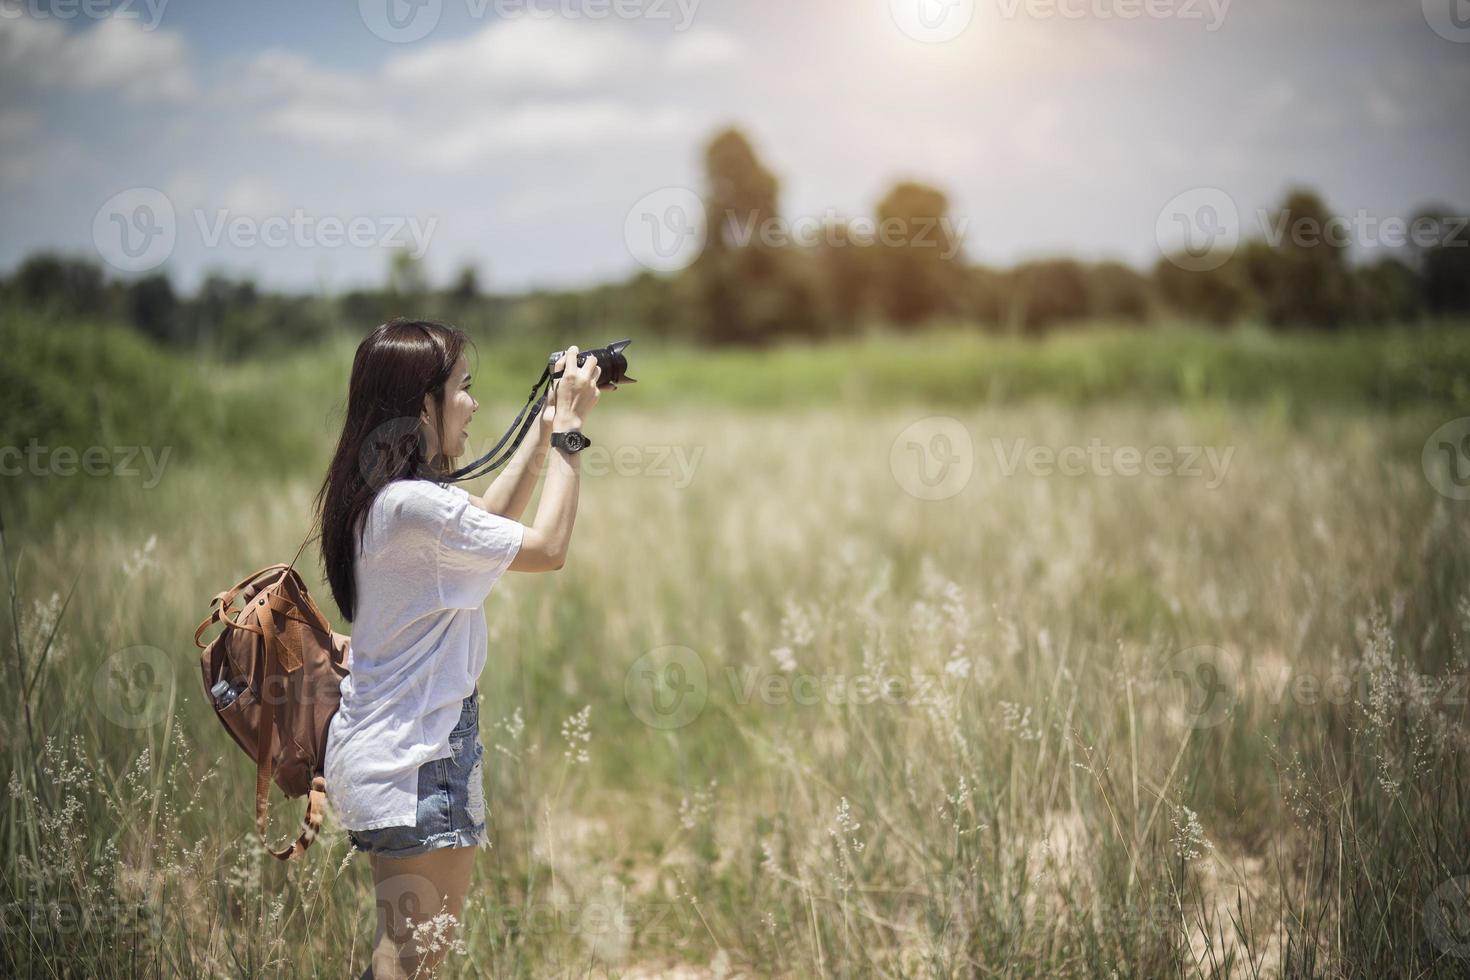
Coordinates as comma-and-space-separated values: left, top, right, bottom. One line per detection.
0, 108, 42, 189
6, 2, 1463, 292
0, 106, 38, 142
1238, 78, 1297, 135
0, 107, 89, 191
175, 14, 733, 176
489, 100, 684, 149
237, 48, 362, 103
0, 13, 54, 67
218, 176, 286, 214
384, 18, 642, 92
265, 104, 402, 148
230, 19, 711, 171
1364, 89, 1402, 130
416, 100, 689, 170
167, 173, 286, 215
1353, 61, 1470, 132
70, 16, 193, 101
0, 14, 194, 102
662, 31, 744, 72
503, 182, 613, 220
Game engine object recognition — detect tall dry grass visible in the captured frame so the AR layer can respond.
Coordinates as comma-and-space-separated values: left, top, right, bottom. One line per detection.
3, 397, 1468, 977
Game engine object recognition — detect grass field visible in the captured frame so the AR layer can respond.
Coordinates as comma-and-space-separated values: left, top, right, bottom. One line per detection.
3, 315, 1470, 977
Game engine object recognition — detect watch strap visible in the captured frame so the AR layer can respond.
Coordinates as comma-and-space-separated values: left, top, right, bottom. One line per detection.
552, 429, 591, 453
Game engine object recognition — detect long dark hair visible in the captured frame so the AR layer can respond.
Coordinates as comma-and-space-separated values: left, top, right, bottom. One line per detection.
315, 318, 471, 621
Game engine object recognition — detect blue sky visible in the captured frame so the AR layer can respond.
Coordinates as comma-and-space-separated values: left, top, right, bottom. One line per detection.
2, 0, 1467, 293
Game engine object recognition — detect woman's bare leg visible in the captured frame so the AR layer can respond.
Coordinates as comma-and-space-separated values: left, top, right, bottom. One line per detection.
365, 846, 477, 979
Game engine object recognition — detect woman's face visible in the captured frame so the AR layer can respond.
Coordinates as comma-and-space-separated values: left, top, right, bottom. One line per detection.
423, 354, 477, 461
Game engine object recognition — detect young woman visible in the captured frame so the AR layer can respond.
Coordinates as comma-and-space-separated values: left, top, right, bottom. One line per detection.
315, 318, 611, 979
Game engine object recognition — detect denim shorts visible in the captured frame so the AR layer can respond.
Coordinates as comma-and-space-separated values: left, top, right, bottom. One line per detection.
347, 688, 488, 858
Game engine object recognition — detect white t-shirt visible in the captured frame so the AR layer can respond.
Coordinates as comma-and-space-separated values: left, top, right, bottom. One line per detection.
324, 478, 524, 831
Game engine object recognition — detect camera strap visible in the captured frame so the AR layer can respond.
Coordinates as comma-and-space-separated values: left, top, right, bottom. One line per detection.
442, 365, 554, 483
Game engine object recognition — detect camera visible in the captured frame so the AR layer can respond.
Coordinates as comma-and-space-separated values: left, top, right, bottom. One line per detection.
444, 338, 635, 482
548, 339, 636, 386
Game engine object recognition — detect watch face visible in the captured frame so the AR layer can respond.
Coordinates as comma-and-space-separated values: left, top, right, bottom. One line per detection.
568, 433, 587, 451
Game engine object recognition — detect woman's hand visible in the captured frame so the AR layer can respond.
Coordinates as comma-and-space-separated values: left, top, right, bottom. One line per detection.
547, 345, 609, 429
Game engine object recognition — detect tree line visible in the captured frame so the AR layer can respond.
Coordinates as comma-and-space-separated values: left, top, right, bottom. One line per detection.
679, 128, 1468, 342
4, 126, 1466, 354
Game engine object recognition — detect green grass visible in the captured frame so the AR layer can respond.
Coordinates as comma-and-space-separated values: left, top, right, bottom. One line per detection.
11, 310, 1464, 531
3, 314, 1470, 977
6, 310, 1467, 451
612, 320, 1470, 412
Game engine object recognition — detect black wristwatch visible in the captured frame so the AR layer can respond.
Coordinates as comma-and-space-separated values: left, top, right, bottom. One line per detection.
551, 429, 591, 454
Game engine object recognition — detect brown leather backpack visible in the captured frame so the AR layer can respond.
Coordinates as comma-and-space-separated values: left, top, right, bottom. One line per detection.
193, 554, 349, 861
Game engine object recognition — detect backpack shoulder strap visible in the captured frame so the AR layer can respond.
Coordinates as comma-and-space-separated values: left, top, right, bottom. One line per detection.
192, 563, 291, 649
253, 586, 327, 861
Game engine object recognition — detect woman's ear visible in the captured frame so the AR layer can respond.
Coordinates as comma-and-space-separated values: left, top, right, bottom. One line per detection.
419, 393, 440, 455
